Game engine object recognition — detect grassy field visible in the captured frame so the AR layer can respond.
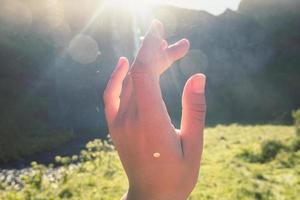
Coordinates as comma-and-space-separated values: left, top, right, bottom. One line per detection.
1, 125, 299, 200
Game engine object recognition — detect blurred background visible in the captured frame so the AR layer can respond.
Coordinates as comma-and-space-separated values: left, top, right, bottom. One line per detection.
0, 0, 300, 196
0, 0, 300, 199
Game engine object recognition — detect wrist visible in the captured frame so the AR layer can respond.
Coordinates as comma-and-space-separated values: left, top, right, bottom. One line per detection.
122, 188, 164, 200
122, 187, 187, 200
121, 192, 128, 200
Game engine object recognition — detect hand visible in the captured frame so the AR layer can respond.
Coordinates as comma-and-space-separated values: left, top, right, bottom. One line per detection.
103, 20, 206, 200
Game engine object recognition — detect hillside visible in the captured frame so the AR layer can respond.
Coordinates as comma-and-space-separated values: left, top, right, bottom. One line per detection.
153, 2, 300, 123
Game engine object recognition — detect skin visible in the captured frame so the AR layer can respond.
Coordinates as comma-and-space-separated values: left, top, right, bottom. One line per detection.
103, 20, 206, 200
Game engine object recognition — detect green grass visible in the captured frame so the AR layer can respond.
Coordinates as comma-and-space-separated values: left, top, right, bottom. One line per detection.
1, 125, 299, 200
192, 125, 300, 199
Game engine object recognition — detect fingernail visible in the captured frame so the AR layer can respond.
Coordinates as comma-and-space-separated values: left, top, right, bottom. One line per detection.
112, 57, 126, 75
118, 57, 126, 67
151, 19, 160, 28
150, 19, 163, 36
178, 38, 190, 47
192, 74, 206, 94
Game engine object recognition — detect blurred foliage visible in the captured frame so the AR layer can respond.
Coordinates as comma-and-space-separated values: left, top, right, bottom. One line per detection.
0, 139, 126, 200
0, 125, 299, 200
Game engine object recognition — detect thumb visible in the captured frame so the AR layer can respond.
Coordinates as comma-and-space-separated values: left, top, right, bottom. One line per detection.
180, 74, 206, 163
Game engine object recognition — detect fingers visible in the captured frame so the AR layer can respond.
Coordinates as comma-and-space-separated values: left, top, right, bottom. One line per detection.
133, 19, 190, 76
180, 74, 206, 163
117, 74, 134, 116
161, 39, 168, 50
133, 20, 165, 74
161, 39, 190, 74
166, 39, 190, 63
129, 20, 170, 122
103, 57, 129, 125
126, 20, 190, 125
142, 19, 164, 49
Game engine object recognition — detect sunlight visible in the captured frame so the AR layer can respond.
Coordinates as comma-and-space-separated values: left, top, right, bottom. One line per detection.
103, 0, 158, 53
103, 0, 157, 18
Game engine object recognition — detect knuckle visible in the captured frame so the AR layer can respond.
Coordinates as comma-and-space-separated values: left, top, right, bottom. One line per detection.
129, 70, 158, 86
129, 70, 149, 78
185, 92, 206, 106
183, 101, 206, 121
191, 100, 207, 112
190, 109, 206, 121
130, 59, 153, 76
143, 34, 162, 47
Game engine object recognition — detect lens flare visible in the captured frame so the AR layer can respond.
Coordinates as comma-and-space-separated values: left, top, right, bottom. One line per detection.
68, 35, 100, 64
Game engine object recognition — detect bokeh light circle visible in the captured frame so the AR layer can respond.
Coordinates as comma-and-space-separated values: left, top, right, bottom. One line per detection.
68, 35, 100, 64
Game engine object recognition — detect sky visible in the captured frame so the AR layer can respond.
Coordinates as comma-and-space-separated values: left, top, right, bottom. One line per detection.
106, 0, 243, 16
163, 0, 242, 15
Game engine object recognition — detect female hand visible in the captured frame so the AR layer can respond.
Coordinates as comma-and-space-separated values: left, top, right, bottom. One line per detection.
103, 20, 206, 200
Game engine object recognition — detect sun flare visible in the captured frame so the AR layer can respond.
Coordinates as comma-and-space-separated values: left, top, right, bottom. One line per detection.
103, 0, 159, 18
